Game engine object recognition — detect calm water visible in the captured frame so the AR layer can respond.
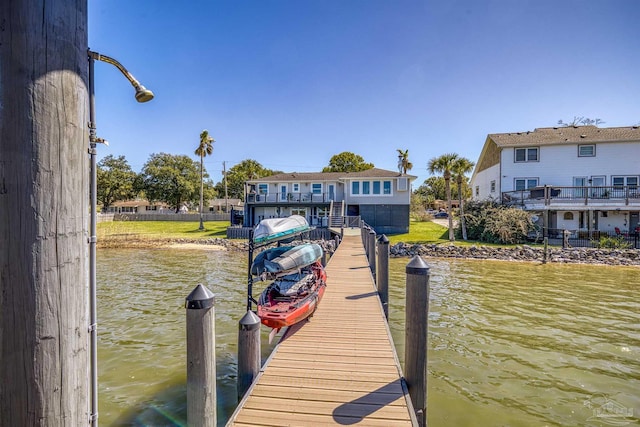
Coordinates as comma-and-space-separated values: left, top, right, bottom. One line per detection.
97, 249, 640, 426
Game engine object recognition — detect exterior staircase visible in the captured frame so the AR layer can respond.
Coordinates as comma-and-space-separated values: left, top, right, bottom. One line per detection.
329, 200, 344, 228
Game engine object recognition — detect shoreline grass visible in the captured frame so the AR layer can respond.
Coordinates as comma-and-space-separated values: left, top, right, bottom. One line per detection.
97, 219, 528, 248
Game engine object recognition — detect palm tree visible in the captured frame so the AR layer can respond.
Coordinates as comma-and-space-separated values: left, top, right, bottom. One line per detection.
452, 157, 475, 240
396, 149, 413, 174
427, 153, 459, 241
195, 129, 215, 230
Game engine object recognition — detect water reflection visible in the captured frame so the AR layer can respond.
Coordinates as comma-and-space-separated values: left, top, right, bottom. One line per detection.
98, 250, 640, 426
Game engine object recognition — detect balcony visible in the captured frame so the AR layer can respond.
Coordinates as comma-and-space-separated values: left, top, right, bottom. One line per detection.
502, 185, 640, 209
246, 192, 336, 204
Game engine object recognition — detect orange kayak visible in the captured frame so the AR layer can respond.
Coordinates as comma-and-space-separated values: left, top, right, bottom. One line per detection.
257, 261, 327, 330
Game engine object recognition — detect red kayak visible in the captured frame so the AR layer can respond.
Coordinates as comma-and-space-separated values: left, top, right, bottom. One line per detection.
257, 261, 327, 330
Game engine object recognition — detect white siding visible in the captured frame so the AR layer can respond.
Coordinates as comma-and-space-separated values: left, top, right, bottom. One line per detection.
471, 164, 500, 201
501, 142, 640, 191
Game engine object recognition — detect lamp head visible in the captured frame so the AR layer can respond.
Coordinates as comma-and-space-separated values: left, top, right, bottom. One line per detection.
135, 85, 154, 103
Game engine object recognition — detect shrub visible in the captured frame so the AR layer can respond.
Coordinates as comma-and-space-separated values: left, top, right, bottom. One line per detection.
593, 236, 632, 249
411, 211, 433, 222
461, 200, 535, 244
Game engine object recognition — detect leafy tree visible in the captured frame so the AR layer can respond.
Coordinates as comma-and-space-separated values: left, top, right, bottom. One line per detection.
396, 149, 413, 174
214, 159, 278, 200
452, 157, 475, 240
427, 153, 459, 241
415, 176, 447, 202
195, 130, 215, 229
322, 152, 374, 173
97, 154, 137, 210
557, 116, 605, 127
138, 153, 209, 212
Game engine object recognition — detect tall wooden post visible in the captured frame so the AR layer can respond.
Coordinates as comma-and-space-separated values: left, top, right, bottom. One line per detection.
186, 284, 217, 427
0, 1, 89, 425
237, 310, 261, 400
404, 255, 430, 427
368, 229, 377, 282
377, 235, 389, 319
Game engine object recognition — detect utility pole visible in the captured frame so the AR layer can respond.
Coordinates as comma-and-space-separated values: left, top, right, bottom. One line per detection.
223, 161, 229, 213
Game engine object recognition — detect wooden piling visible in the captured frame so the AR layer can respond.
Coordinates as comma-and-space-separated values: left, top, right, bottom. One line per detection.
368, 229, 377, 282
404, 255, 430, 427
237, 310, 261, 400
0, 2, 89, 424
186, 284, 216, 427
377, 234, 390, 319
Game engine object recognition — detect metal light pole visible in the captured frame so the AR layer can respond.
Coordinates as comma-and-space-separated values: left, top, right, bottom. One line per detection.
88, 49, 153, 426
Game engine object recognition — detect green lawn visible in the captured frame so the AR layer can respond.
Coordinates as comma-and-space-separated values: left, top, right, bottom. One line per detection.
97, 220, 230, 240
386, 220, 450, 244
97, 219, 515, 247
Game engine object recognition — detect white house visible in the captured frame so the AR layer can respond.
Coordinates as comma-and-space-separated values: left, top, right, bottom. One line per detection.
470, 125, 640, 236
244, 168, 416, 234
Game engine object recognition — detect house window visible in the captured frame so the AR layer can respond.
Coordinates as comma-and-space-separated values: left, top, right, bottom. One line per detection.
291, 208, 306, 217
372, 181, 381, 194
613, 176, 639, 189
398, 177, 408, 191
352, 181, 360, 195
563, 212, 574, 220
383, 181, 391, 194
578, 144, 595, 157
362, 181, 370, 195
490, 180, 496, 193
515, 178, 538, 191
311, 183, 322, 194
292, 183, 300, 192
515, 147, 539, 162
257, 184, 268, 195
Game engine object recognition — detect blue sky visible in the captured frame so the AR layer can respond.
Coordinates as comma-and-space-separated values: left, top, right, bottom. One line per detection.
89, 0, 640, 186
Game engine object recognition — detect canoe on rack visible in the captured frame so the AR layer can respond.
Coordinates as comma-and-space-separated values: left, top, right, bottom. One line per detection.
253, 215, 310, 246
251, 244, 323, 277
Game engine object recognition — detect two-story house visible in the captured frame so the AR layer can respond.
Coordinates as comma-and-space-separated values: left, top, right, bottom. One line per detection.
470, 125, 640, 237
244, 168, 416, 234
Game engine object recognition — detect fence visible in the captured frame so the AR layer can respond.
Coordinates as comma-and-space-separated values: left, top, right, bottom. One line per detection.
99, 213, 230, 222
547, 228, 640, 249
226, 226, 332, 240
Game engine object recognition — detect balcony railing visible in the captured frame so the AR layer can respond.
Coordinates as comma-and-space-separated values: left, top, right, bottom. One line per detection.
502, 185, 640, 207
246, 192, 336, 204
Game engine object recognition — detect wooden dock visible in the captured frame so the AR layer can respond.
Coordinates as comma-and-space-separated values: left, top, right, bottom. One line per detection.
227, 232, 416, 426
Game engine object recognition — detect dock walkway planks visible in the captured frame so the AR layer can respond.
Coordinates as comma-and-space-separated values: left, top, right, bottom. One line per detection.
227, 233, 415, 426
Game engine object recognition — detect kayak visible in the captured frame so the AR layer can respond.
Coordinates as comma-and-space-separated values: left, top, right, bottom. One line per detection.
253, 215, 310, 246
257, 261, 327, 330
251, 243, 323, 277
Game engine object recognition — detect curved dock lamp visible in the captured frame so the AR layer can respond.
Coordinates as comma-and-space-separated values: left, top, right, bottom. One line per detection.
87, 49, 153, 426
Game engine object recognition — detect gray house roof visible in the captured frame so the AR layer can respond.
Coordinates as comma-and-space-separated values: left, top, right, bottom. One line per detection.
474, 125, 640, 176
248, 168, 417, 183
489, 125, 640, 147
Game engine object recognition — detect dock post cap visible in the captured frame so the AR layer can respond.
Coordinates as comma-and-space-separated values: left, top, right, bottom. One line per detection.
406, 255, 430, 275
378, 234, 389, 244
185, 284, 215, 309
368, 229, 376, 235
239, 310, 261, 331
